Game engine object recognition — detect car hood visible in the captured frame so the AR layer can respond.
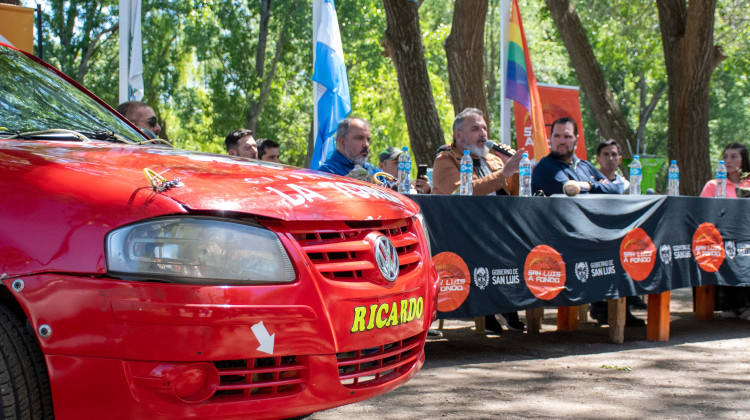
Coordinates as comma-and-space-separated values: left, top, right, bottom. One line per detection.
3, 141, 420, 221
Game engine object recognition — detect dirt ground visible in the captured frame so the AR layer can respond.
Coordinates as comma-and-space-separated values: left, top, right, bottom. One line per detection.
311, 288, 750, 419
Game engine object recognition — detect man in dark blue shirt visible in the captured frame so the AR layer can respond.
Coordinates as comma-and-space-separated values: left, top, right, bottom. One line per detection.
531, 117, 624, 196
317, 117, 377, 176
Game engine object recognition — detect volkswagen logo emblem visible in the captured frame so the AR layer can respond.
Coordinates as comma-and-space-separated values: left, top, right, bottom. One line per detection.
374, 236, 399, 282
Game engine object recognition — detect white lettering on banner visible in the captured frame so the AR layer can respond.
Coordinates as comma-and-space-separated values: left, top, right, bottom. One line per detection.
590, 259, 614, 269
492, 268, 520, 285
441, 277, 466, 292
694, 244, 723, 257
737, 243, 750, 257
673, 244, 692, 259
623, 250, 653, 263
524, 125, 534, 148
591, 266, 616, 277
528, 269, 562, 284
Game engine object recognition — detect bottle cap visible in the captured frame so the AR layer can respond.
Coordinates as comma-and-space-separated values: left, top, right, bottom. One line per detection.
671, 160, 676, 164
402, 146, 408, 152
463, 150, 470, 155
522, 152, 529, 158
719, 160, 724, 164
634, 155, 640, 160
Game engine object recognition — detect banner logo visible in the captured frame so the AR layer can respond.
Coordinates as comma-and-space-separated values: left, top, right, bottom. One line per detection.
725, 241, 736, 260
659, 244, 672, 265
433, 252, 471, 312
473, 267, 490, 290
620, 228, 656, 281
692, 223, 724, 272
524, 245, 566, 300
574, 262, 589, 283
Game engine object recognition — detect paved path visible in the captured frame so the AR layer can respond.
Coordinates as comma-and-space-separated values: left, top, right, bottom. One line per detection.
311, 289, 750, 419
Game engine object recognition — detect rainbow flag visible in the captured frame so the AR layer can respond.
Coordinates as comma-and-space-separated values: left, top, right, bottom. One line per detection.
506, 0, 548, 160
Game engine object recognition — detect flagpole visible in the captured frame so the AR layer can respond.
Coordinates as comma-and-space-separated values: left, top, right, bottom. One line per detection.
312, 0, 320, 169
118, 0, 130, 104
499, 0, 511, 146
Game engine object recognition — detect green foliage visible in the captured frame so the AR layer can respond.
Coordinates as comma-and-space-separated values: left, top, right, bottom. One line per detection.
24, 0, 750, 173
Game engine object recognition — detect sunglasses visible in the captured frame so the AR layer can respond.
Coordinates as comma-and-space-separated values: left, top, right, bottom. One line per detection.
135, 116, 158, 128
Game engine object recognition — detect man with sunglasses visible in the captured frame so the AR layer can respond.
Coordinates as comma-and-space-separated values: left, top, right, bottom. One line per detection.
116, 101, 162, 139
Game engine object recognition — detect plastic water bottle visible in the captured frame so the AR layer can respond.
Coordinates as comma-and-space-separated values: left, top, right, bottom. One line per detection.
629, 155, 642, 195
397, 147, 411, 194
459, 150, 473, 196
519, 152, 532, 197
668, 160, 679, 196
716, 160, 727, 198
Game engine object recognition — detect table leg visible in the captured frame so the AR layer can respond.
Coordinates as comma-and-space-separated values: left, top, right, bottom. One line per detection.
578, 304, 589, 323
557, 306, 579, 331
695, 285, 715, 321
474, 316, 485, 333
526, 307, 544, 335
647, 291, 670, 342
608, 298, 626, 344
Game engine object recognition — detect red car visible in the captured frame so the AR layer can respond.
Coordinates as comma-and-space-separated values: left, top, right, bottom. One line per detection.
0, 43, 437, 419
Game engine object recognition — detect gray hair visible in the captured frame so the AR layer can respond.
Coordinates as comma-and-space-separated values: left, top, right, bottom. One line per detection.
453, 107, 485, 133
336, 117, 370, 141
452, 107, 485, 142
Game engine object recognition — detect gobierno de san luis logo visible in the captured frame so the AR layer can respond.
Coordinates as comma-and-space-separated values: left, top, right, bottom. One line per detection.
692, 222, 724, 272
620, 227, 657, 281
524, 245, 566, 300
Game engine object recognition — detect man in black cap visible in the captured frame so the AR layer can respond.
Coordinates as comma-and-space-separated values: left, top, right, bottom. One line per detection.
378, 146, 431, 194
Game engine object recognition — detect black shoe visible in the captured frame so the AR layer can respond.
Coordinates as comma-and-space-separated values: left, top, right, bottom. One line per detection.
484, 314, 504, 333
590, 301, 608, 324
625, 312, 646, 327
498, 312, 525, 331
628, 295, 648, 310
427, 328, 443, 338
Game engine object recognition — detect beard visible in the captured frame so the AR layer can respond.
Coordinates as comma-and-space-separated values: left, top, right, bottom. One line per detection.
549, 148, 575, 162
461, 138, 488, 158
352, 151, 369, 166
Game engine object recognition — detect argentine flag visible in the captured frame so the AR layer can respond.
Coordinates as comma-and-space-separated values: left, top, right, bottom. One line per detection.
311, 0, 351, 170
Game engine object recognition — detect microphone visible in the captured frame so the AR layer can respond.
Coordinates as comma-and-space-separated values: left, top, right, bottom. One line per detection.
485, 140, 515, 157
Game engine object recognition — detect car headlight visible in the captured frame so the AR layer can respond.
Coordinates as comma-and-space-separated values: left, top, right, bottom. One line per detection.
106, 216, 296, 285
414, 212, 432, 256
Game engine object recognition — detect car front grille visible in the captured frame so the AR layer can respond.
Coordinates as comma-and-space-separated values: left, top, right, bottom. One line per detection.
210, 356, 306, 401
336, 332, 425, 388
283, 218, 422, 283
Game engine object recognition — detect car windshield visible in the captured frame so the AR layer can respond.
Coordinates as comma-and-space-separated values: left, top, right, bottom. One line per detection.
0, 44, 147, 144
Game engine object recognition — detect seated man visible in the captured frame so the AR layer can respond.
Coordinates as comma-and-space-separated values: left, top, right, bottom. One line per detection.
433, 107, 525, 333
225, 129, 258, 159
433, 107, 523, 196
116, 100, 161, 139
531, 117, 623, 196
378, 147, 431, 194
257, 138, 281, 163
595, 139, 630, 190
317, 117, 377, 176
532, 118, 644, 326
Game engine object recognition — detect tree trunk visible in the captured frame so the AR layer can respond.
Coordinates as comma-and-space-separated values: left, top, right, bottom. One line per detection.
545, 0, 636, 158
656, 0, 724, 196
382, 0, 444, 166
245, 0, 295, 133
444, 0, 490, 127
